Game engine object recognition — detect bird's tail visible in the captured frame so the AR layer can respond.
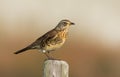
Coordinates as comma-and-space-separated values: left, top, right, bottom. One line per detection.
14, 46, 31, 54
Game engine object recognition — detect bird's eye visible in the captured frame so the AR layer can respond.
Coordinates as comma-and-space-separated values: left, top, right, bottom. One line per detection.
62, 22, 67, 26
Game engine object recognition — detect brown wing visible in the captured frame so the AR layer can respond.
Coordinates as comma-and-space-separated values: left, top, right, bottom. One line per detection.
30, 29, 59, 48
14, 29, 58, 54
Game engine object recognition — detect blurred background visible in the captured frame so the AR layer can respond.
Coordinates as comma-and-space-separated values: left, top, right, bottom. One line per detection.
0, 0, 120, 77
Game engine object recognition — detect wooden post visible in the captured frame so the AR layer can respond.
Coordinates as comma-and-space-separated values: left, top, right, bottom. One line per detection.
43, 60, 69, 77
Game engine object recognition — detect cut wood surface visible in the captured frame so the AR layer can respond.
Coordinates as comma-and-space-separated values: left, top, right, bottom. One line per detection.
43, 60, 69, 77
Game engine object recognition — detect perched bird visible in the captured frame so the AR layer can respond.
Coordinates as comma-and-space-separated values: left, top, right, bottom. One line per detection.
14, 19, 75, 59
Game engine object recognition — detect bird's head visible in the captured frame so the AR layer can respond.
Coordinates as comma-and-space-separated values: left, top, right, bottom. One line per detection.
55, 19, 75, 30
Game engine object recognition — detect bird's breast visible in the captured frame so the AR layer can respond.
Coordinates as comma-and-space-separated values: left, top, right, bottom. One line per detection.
45, 38, 65, 51
44, 30, 67, 51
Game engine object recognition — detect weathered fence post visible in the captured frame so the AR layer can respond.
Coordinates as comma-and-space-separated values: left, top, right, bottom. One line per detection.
43, 60, 69, 77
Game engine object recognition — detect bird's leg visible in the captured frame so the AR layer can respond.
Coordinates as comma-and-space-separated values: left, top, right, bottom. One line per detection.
44, 51, 55, 60
48, 51, 62, 60
48, 51, 55, 60
42, 50, 51, 59
43, 50, 58, 60
44, 52, 51, 59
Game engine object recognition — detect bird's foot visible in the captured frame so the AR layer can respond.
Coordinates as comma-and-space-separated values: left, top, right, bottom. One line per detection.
47, 56, 56, 60
47, 57, 61, 60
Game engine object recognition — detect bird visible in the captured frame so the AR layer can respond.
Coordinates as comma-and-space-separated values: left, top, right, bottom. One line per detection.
14, 19, 75, 59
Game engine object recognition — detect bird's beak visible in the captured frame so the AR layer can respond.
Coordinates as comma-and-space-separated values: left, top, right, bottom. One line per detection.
70, 22, 75, 25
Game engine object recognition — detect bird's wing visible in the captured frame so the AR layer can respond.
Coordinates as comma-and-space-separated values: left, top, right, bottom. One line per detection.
34, 29, 62, 47
14, 29, 58, 54
30, 29, 59, 47
36, 29, 58, 42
